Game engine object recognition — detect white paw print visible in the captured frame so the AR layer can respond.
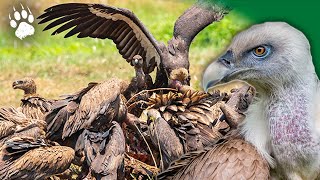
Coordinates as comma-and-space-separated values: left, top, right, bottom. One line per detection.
9, 4, 35, 40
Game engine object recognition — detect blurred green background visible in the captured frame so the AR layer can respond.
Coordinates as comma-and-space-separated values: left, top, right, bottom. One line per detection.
0, 0, 249, 106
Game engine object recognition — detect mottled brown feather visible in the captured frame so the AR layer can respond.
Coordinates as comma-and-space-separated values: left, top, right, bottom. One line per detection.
62, 78, 124, 139
0, 137, 74, 180
159, 138, 269, 180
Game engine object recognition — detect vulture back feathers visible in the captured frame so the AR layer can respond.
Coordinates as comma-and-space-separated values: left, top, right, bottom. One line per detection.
0, 136, 75, 180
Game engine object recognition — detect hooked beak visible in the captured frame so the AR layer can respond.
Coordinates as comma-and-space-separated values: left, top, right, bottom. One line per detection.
12, 81, 20, 89
202, 61, 252, 92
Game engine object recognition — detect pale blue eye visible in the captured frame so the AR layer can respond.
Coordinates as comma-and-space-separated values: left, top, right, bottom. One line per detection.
252, 45, 270, 59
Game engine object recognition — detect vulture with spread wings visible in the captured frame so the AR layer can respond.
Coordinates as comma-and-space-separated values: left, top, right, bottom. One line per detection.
38, 2, 228, 88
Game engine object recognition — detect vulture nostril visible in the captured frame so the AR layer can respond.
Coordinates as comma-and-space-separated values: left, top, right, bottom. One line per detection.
220, 58, 231, 67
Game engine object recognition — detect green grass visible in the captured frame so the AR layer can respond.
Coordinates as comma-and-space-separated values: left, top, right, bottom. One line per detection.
0, 0, 249, 106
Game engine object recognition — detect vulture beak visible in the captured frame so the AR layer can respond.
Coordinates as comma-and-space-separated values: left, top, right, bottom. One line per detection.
203, 59, 254, 92
12, 80, 22, 89
202, 59, 231, 92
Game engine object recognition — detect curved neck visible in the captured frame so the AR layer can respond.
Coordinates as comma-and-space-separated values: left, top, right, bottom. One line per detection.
23, 87, 37, 97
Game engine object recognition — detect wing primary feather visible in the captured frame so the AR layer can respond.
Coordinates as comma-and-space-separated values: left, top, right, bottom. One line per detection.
129, 45, 142, 59
89, 20, 112, 38
115, 28, 132, 45
63, 15, 97, 38
109, 22, 127, 38
92, 20, 114, 39
125, 40, 140, 58
38, 8, 87, 23
77, 18, 106, 38
43, 12, 88, 31
117, 30, 134, 50
119, 35, 136, 56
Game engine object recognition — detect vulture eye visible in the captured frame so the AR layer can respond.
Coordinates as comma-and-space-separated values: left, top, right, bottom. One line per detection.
252, 45, 270, 58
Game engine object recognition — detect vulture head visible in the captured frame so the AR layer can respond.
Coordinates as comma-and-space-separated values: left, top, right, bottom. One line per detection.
203, 22, 320, 179
12, 77, 37, 95
203, 22, 313, 92
132, 55, 144, 69
168, 68, 190, 90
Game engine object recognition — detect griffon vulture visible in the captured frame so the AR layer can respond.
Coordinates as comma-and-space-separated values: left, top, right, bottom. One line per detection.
203, 22, 320, 179
12, 77, 55, 120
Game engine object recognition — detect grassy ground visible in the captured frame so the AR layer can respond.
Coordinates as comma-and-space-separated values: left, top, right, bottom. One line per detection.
0, 0, 250, 107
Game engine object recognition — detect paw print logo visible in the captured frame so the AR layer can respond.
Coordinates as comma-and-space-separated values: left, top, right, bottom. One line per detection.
9, 4, 35, 40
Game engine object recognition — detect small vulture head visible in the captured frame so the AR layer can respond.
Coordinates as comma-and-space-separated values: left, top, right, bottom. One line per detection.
132, 55, 144, 69
12, 77, 37, 95
203, 22, 313, 92
168, 68, 190, 89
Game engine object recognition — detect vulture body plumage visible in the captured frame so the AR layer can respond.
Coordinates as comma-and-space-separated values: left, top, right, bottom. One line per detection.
84, 122, 125, 179
45, 78, 128, 179
158, 134, 269, 180
203, 22, 320, 179
12, 77, 55, 120
38, 2, 228, 88
0, 136, 74, 180
0, 107, 46, 147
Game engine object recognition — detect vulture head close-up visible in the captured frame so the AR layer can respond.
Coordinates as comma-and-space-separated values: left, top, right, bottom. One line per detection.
12, 77, 37, 96
203, 22, 320, 179
203, 22, 314, 92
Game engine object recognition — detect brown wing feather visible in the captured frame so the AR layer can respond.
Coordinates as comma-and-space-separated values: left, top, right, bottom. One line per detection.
84, 122, 125, 179
1, 146, 74, 179
148, 114, 184, 168
0, 121, 16, 139
38, 3, 161, 74
159, 138, 269, 180
45, 82, 98, 141
62, 78, 122, 139
21, 96, 54, 120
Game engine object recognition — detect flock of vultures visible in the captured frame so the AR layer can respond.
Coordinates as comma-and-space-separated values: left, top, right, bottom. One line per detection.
0, 2, 267, 180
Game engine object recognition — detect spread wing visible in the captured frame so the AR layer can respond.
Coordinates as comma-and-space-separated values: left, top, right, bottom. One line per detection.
38, 3, 161, 74
158, 138, 269, 179
62, 78, 122, 139
0, 137, 74, 179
